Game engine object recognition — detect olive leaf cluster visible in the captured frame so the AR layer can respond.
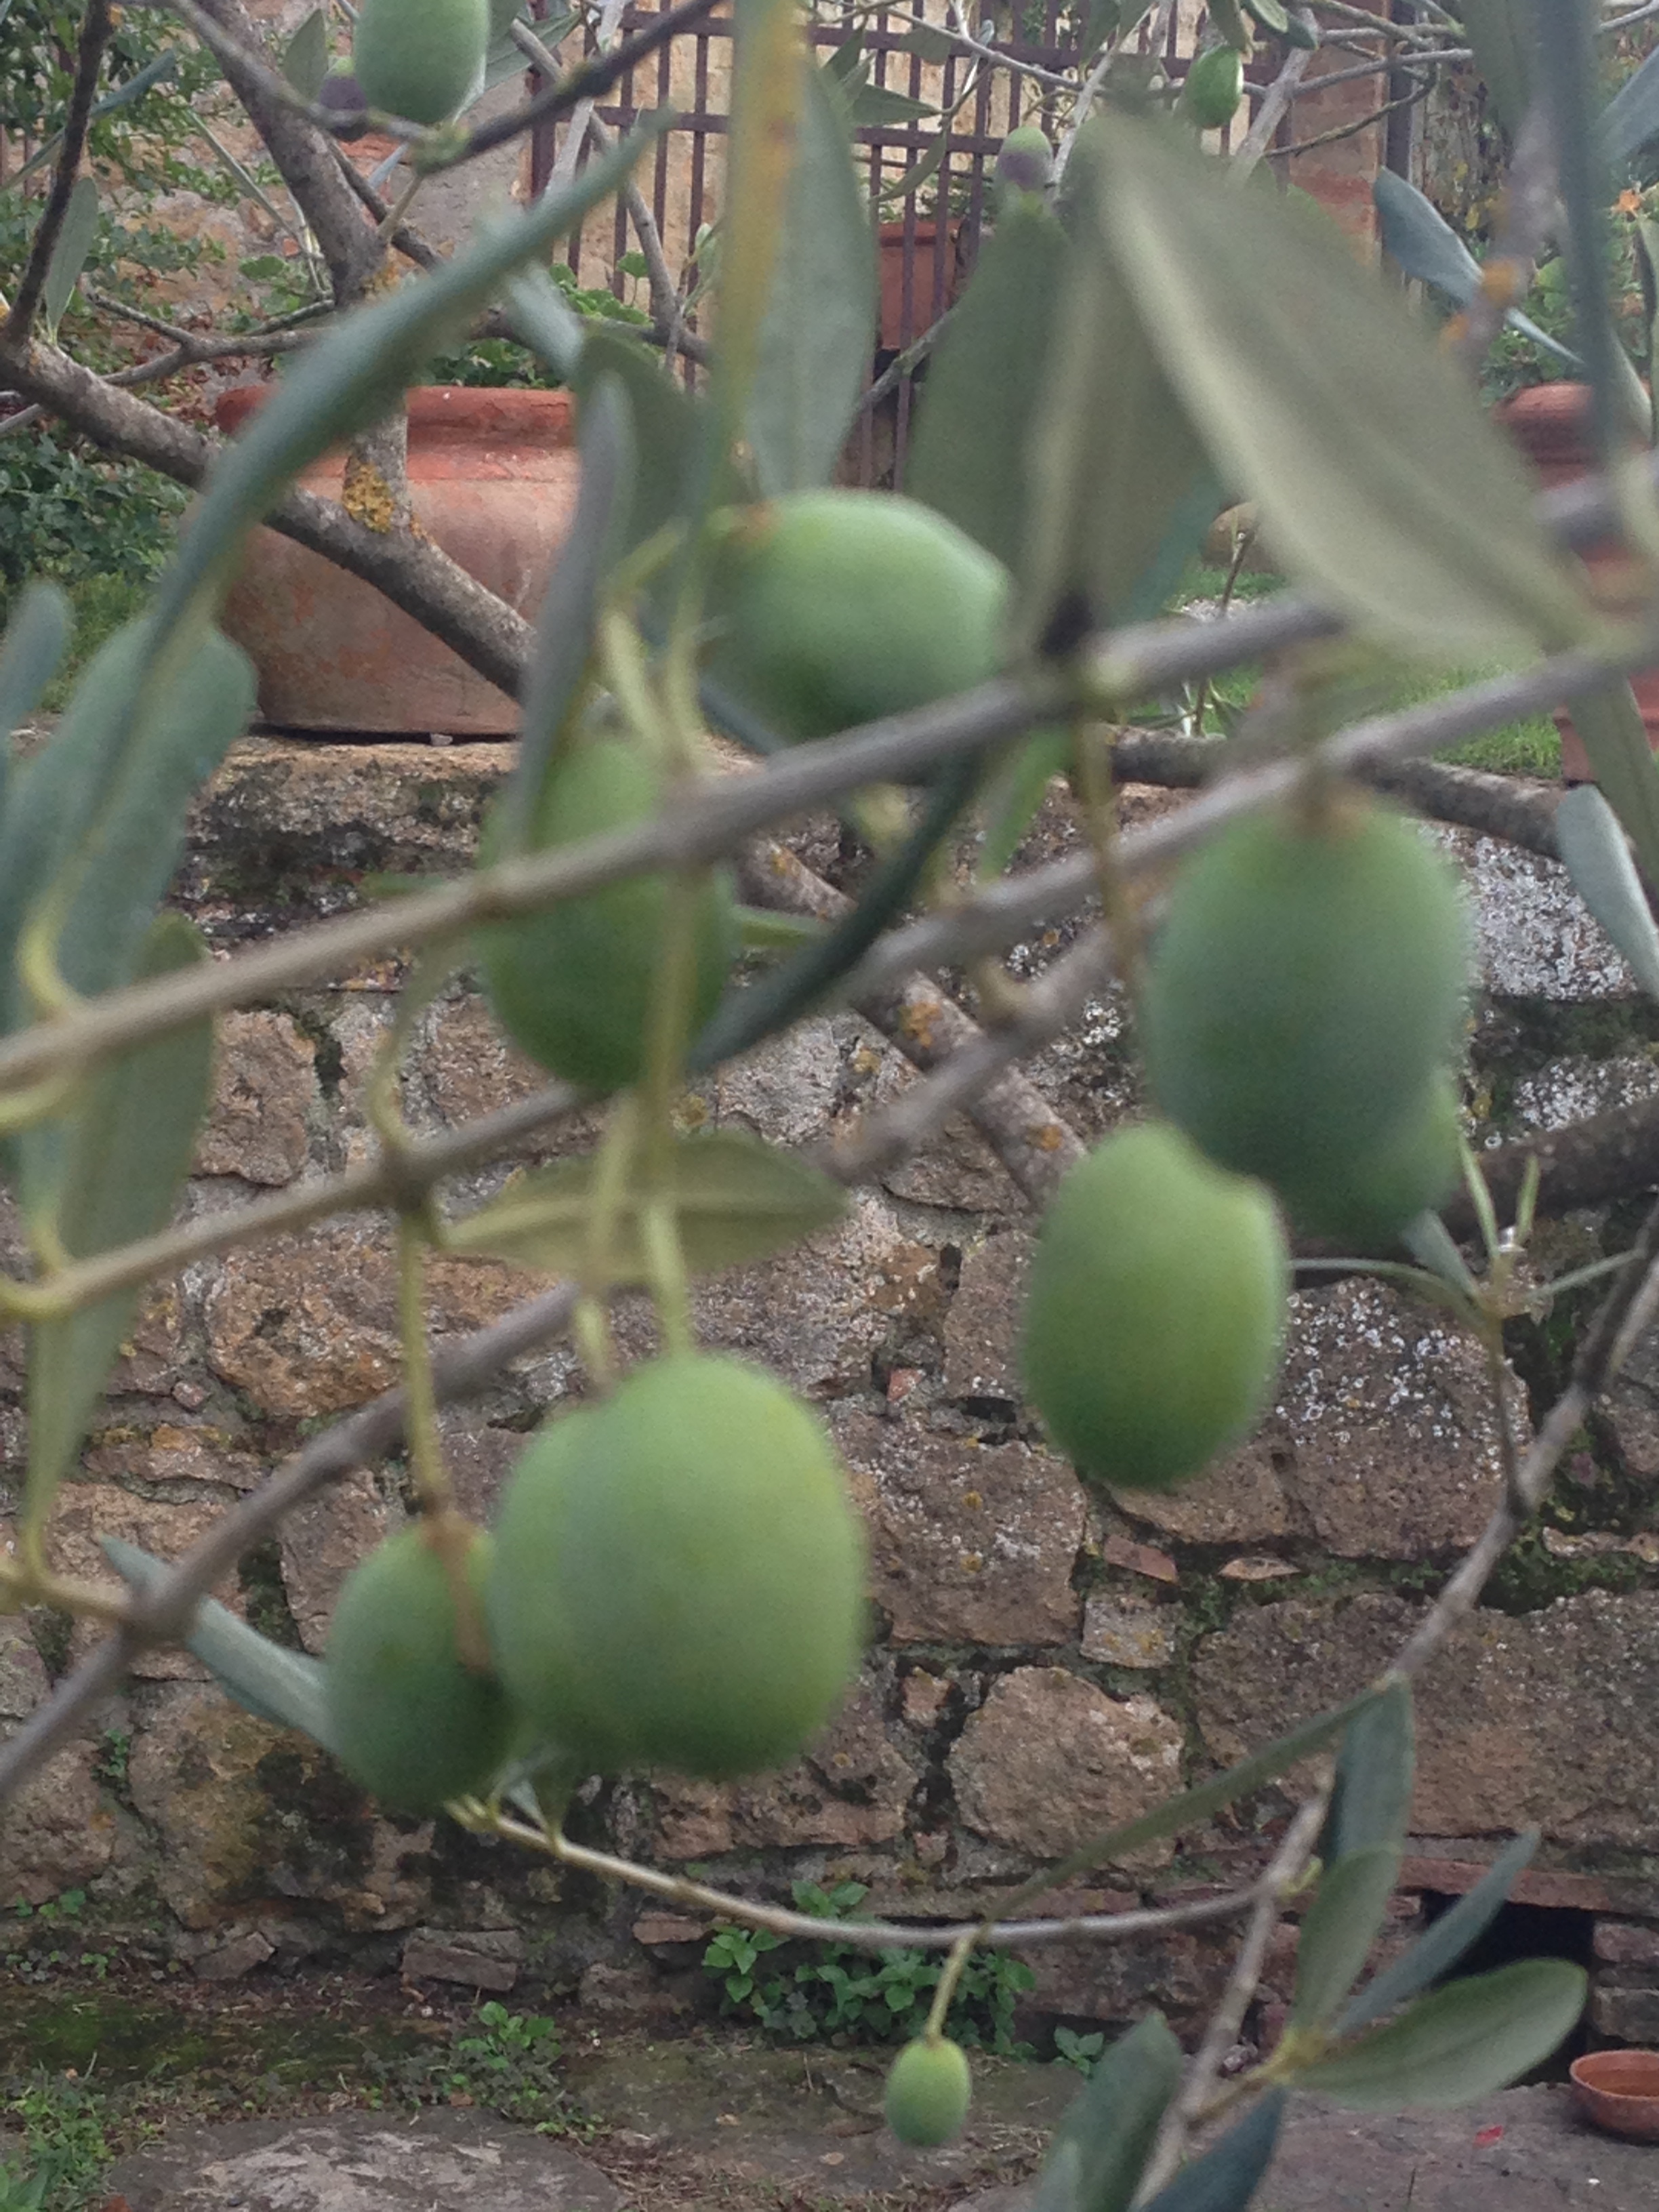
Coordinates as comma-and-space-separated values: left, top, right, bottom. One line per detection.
6, 4, 1659, 2209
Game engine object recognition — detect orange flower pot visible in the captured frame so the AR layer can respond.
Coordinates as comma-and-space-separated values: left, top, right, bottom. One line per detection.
213, 384, 581, 736
1493, 382, 1659, 783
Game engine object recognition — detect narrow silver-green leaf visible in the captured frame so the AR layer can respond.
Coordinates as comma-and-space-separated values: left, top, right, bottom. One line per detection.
844, 80, 936, 126
1328, 1676, 1414, 1860
1604, 45, 1659, 172
501, 375, 635, 849
0, 581, 70, 755
1555, 783, 1659, 1000
103, 1535, 336, 1748
1401, 1211, 1480, 1300
1023, 134, 1216, 646
1290, 1843, 1403, 2034
1563, 682, 1659, 895
987, 1687, 1386, 1906
46, 623, 255, 1003
1340, 1830, 1539, 2036
1371, 171, 1578, 368
23, 916, 214, 1540
746, 57, 878, 495
976, 726, 1073, 882
1452, 0, 1532, 138
282, 6, 330, 103
1091, 114, 1600, 661
571, 327, 719, 562
446, 1127, 849, 1278
1296, 1959, 1586, 2109
907, 198, 1068, 574
504, 263, 588, 383
1034, 2015, 1181, 2212
41, 175, 98, 344
1138, 2091, 1286, 2212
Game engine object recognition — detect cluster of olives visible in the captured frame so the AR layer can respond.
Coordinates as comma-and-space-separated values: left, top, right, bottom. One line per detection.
477, 489, 1010, 1090
325, 1353, 867, 1814
1021, 795, 1473, 1496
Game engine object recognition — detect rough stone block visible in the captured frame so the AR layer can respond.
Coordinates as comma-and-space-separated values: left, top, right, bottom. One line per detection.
838, 1411, 1084, 1646
194, 1929, 276, 1982
1443, 826, 1636, 1000
942, 1233, 1031, 1401
1594, 1919, 1659, 1968
30, 1490, 244, 1680
207, 1223, 533, 1416
1196, 1589, 1659, 1848
198, 1011, 318, 1185
0, 1632, 117, 1909
950, 1668, 1183, 1866
403, 1927, 522, 1992
279, 1473, 396, 1654
696, 1019, 843, 1149
653, 1683, 919, 1857
680, 1193, 941, 1399
1590, 1982, 1659, 2041
1080, 1599, 1177, 1670
1122, 1280, 1517, 1557
1509, 1054, 1659, 1136
129, 1682, 432, 1931
85, 1423, 264, 1492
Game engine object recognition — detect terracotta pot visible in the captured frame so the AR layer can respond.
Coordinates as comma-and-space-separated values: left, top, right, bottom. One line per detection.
877, 220, 966, 352
1570, 2047, 1659, 2140
1492, 381, 1659, 783
213, 384, 581, 736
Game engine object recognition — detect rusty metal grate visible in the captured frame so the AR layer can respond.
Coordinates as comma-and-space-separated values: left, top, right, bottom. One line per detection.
525, 3, 1404, 488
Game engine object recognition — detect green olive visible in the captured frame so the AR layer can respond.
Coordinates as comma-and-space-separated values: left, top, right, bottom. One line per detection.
1141, 796, 1471, 1200
884, 2036, 972, 2147
476, 733, 735, 1092
352, 0, 487, 125
1020, 1122, 1288, 1491
486, 1356, 867, 1780
325, 1523, 512, 1815
705, 491, 1009, 747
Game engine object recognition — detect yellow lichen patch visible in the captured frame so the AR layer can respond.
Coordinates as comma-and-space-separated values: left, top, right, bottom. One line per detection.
341, 457, 398, 534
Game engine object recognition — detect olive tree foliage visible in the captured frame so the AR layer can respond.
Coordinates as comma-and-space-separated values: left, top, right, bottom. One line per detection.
6, 0, 1659, 2199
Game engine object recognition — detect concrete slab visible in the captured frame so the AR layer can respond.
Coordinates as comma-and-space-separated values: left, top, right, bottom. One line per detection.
102, 2107, 631, 2212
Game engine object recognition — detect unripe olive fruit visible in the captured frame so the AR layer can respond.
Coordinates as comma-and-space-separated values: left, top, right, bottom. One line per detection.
487, 1356, 867, 1780
1181, 45, 1246, 129
476, 734, 735, 1092
1141, 797, 1471, 1201
1020, 1122, 1288, 1491
352, 0, 488, 125
325, 1523, 512, 1815
885, 2036, 972, 2147
1288, 1075, 1462, 1252
705, 491, 1009, 747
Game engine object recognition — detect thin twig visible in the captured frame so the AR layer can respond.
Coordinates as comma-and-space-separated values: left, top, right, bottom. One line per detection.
1230, 35, 1315, 182
1136, 1794, 1330, 2200
6, 0, 114, 343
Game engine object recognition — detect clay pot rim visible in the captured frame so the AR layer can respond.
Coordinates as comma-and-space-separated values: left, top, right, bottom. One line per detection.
1569, 2048, 1659, 2139
213, 382, 575, 443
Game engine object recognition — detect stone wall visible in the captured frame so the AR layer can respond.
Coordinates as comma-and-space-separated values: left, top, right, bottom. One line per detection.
2, 739, 1658, 2051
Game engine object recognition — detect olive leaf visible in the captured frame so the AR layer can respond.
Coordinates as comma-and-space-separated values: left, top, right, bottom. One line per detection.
281, 7, 330, 103
1340, 1830, 1539, 2036
1295, 1959, 1586, 2110
445, 1127, 848, 1279
1089, 113, 1602, 662
1326, 1676, 1414, 1861
103, 1535, 337, 1749
1561, 683, 1659, 897
1138, 2091, 1286, 2212
1289, 1843, 1404, 2035
1371, 169, 1578, 369
1033, 2014, 1182, 2212
1554, 783, 1659, 1001
41, 175, 99, 345
0, 581, 71, 762
746, 52, 877, 495
907, 197, 1069, 575
23, 916, 215, 1544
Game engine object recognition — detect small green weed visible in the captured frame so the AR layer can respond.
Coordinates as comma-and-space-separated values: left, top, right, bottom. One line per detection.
2, 2073, 127, 2211
703, 1883, 1036, 2053
1052, 2026, 1107, 2076
377, 2002, 592, 2136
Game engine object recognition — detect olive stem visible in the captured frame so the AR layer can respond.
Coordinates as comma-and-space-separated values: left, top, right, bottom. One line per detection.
922, 1929, 976, 2042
